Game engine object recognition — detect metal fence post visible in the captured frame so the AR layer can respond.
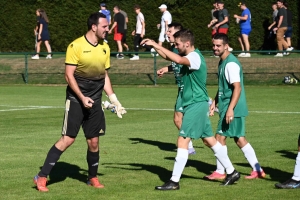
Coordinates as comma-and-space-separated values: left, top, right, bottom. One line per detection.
153, 54, 157, 85
24, 53, 28, 84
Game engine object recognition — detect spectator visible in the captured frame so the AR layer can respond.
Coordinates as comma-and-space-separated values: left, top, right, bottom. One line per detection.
283, 2, 293, 52
109, 6, 125, 59
234, 1, 252, 57
266, 2, 278, 54
99, 3, 111, 43
130, 5, 145, 61
119, 8, 130, 52
32, 9, 52, 60
215, 1, 233, 51
207, 1, 219, 37
156, 4, 172, 47
272, 0, 292, 57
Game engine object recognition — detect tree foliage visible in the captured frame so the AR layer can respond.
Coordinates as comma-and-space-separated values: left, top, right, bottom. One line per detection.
0, 0, 299, 52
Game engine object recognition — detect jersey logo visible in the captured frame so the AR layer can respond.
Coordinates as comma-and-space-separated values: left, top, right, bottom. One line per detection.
103, 49, 106, 55
83, 50, 91, 53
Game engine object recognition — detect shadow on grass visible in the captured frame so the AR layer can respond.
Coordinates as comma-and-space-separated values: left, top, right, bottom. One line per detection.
129, 137, 177, 152
129, 137, 203, 153
164, 157, 217, 181
234, 162, 293, 182
38, 161, 104, 186
275, 150, 297, 160
103, 162, 198, 182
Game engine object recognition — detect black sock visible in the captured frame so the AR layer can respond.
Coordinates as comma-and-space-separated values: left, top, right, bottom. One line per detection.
87, 150, 99, 179
38, 145, 63, 177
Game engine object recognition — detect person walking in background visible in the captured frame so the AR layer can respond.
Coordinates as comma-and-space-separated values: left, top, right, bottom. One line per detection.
151, 4, 172, 56
215, 1, 233, 51
33, 12, 126, 192
206, 33, 265, 181
272, 0, 293, 57
120, 8, 130, 52
99, 3, 111, 43
283, 2, 293, 52
141, 30, 240, 190
109, 6, 125, 59
32, 9, 52, 60
207, 0, 219, 37
130, 5, 145, 61
275, 134, 300, 189
267, 2, 278, 54
234, 1, 252, 57
156, 23, 196, 154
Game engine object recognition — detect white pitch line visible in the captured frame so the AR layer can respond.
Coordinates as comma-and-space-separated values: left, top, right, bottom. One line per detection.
0, 105, 299, 114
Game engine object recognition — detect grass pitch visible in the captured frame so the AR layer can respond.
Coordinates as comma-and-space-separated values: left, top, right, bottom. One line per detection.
0, 85, 300, 199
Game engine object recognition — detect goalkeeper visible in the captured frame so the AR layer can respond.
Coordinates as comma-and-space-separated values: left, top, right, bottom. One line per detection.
156, 22, 195, 155
33, 12, 126, 192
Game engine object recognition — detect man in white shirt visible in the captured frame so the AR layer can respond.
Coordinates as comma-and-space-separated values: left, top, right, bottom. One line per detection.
157, 4, 172, 46
130, 5, 146, 61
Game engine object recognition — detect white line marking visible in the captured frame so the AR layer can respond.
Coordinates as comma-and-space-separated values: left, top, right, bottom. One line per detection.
0, 105, 299, 114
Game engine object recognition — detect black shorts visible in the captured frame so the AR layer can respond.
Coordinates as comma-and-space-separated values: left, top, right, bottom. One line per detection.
61, 99, 105, 139
122, 29, 127, 43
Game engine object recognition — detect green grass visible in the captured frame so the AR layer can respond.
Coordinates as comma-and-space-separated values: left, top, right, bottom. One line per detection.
0, 85, 300, 199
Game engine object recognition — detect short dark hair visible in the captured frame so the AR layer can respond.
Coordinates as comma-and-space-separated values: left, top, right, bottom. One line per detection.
277, 0, 284, 3
173, 29, 195, 46
114, 6, 120, 10
213, 33, 229, 44
168, 22, 183, 31
134, 5, 140, 9
87, 12, 106, 30
283, 1, 288, 7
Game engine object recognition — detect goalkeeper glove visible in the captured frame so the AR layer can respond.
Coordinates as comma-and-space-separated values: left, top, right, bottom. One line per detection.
108, 93, 127, 118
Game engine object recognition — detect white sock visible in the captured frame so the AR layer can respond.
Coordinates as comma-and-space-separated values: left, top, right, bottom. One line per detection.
292, 152, 300, 181
211, 142, 234, 174
216, 145, 227, 174
241, 143, 262, 172
188, 141, 194, 149
171, 148, 188, 182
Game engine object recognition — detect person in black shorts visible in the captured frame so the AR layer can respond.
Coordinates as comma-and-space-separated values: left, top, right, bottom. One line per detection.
33, 12, 126, 192
32, 9, 52, 59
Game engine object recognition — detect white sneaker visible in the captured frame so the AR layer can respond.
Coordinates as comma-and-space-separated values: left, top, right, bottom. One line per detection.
150, 48, 159, 57
31, 55, 39, 59
283, 52, 290, 56
130, 55, 139, 60
228, 47, 233, 52
238, 53, 246, 57
243, 53, 251, 57
286, 47, 293, 51
46, 55, 52, 59
274, 53, 283, 57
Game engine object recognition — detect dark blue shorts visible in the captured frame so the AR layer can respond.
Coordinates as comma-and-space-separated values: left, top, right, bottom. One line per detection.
284, 27, 293, 38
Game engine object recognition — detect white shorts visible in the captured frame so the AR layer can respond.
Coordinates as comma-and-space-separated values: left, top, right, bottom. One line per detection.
158, 29, 169, 42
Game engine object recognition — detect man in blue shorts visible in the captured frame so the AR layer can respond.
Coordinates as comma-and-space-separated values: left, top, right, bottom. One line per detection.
234, 1, 251, 57
206, 33, 265, 181
33, 12, 126, 192
141, 30, 240, 190
156, 22, 195, 155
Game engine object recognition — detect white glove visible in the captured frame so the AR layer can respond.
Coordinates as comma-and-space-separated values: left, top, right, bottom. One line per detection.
108, 94, 127, 118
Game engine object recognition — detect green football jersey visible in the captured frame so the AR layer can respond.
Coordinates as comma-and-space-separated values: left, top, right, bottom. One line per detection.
217, 53, 248, 117
171, 45, 182, 87
180, 49, 209, 107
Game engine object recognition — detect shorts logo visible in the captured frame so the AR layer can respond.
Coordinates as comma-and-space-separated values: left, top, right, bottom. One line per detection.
180, 130, 185, 135
99, 129, 105, 134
